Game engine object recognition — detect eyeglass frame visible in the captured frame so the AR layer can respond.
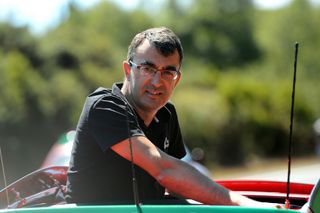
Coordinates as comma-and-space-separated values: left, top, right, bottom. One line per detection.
128, 60, 180, 81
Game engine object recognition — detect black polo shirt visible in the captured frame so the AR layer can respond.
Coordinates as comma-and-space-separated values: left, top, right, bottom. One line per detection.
66, 83, 186, 204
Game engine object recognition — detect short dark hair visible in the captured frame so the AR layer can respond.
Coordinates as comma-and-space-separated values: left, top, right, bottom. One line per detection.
127, 27, 183, 64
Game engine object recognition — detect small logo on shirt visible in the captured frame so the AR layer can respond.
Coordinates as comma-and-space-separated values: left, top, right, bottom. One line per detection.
164, 137, 170, 150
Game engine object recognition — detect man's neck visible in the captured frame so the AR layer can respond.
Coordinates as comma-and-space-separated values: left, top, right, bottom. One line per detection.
121, 84, 156, 127
135, 108, 156, 127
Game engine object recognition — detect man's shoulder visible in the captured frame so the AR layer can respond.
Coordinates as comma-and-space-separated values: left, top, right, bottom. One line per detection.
84, 87, 125, 110
87, 87, 121, 102
88, 87, 112, 97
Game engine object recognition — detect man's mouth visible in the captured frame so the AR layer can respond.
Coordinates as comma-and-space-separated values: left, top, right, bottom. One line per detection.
146, 90, 162, 96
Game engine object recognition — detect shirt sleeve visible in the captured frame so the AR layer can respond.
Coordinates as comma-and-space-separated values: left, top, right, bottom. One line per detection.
88, 95, 145, 152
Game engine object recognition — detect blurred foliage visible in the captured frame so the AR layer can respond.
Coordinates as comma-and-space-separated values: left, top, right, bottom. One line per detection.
156, 0, 261, 69
1, 0, 320, 185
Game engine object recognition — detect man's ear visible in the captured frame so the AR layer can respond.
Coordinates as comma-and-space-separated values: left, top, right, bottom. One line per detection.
123, 61, 131, 80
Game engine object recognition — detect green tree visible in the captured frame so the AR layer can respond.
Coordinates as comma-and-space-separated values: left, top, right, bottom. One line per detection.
156, 0, 261, 69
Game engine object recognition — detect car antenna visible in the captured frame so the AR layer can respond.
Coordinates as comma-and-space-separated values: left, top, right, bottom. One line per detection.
285, 42, 299, 209
124, 102, 141, 211
0, 146, 10, 208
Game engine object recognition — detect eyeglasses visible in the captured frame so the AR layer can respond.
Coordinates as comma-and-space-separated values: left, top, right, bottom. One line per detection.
129, 60, 180, 81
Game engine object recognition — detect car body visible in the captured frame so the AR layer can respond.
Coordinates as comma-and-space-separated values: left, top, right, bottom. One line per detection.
0, 165, 319, 212
0, 130, 319, 212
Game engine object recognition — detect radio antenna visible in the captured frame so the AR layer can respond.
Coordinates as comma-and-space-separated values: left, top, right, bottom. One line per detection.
285, 42, 299, 209
0, 146, 10, 208
124, 102, 141, 211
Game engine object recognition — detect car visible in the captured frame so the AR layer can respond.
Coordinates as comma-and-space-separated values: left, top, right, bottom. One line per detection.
0, 131, 319, 212
0, 164, 319, 212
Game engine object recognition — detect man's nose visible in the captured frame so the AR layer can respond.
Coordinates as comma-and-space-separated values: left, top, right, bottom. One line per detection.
150, 71, 162, 86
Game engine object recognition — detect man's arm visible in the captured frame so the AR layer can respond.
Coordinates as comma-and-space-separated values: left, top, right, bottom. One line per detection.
111, 136, 260, 206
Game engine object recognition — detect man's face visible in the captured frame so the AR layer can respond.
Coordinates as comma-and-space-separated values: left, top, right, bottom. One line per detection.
125, 40, 181, 115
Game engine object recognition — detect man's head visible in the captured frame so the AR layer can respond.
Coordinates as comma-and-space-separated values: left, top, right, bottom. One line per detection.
122, 27, 183, 121
127, 27, 183, 65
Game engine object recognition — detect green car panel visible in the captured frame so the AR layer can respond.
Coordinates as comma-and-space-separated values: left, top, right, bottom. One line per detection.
0, 205, 296, 213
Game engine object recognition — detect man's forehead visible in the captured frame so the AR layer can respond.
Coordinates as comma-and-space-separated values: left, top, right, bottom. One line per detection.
134, 40, 180, 65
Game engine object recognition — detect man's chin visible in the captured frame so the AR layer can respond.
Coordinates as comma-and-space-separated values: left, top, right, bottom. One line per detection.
140, 101, 165, 112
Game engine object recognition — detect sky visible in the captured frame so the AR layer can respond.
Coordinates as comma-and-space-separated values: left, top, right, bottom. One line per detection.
0, 0, 294, 36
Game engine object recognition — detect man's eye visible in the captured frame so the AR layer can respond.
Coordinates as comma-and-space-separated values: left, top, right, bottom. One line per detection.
141, 66, 155, 73
162, 70, 175, 76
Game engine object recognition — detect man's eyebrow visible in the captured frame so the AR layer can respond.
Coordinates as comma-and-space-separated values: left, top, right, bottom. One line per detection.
141, 61, 178, 71
164, 65, 178, 71
140, 61, 155, 66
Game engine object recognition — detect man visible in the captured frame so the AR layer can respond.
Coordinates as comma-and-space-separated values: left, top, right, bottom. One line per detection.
66, 27, 279, 207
